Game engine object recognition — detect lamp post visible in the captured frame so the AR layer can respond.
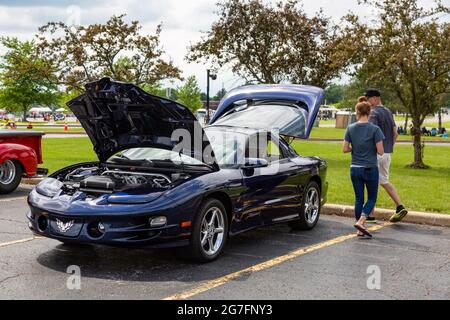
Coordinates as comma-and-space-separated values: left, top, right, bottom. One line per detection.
206, 69, 217, 123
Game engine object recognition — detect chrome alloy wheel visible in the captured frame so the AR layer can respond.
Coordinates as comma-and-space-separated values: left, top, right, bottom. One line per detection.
304, 187, 320, 224
0, 160, 16, 185
200, 207, 225, 256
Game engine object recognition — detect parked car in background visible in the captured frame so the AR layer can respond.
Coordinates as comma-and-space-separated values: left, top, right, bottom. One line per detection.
0, 131, 48, 194
195, 108, 207, 125
27, 78, 327, 262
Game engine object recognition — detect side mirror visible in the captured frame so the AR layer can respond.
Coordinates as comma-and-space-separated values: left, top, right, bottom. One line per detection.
242, 158, 269, 169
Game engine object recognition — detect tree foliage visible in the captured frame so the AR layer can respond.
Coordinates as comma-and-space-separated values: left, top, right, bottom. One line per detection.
176, 76, 203, 112
335, 72, 403, 112
188, 0, 355, 87
213, 87, 228, 101
36, 15, 182, 92
324, 84, 345, 105
0, 37, 58, 119
346, 0, 449, 168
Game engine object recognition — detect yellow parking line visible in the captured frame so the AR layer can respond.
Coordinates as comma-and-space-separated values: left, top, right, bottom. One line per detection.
163, 223, 390, 300
0, 236, 41, 248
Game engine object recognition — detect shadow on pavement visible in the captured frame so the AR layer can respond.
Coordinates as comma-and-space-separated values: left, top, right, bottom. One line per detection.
36, 216, 356, 283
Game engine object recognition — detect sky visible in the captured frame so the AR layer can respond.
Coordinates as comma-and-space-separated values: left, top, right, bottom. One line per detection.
0, 0, 446, 94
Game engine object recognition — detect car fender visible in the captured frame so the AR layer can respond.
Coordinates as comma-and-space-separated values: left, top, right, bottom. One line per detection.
0, 143, 37, 177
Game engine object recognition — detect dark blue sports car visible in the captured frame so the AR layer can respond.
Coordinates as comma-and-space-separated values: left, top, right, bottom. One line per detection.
27, 78, 328, 262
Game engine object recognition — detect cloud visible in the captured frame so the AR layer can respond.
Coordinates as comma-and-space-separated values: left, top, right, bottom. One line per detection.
0, 0, 105, 6
0, 0, 446, 91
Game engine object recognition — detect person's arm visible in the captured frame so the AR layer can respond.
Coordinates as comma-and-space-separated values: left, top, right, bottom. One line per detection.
343, 140, 352, 153
376, 140, 384, 156
390, 111, 398, 143
375, 127, 385, 155
343, 129, 352, 153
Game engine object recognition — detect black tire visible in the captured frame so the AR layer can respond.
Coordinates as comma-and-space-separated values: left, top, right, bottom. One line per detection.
184, 198, 228, 263
288, 181, 321, 230
0, 160, 23, 194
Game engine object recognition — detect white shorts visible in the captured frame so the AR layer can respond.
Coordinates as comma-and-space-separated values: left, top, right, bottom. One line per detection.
377, 153, 391, 185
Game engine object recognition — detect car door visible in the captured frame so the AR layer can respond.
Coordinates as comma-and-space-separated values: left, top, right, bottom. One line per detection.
240, 134, 301, 227
259, 137, 302, 224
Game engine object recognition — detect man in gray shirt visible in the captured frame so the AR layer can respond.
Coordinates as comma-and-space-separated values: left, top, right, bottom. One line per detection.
365, 89, 408, 222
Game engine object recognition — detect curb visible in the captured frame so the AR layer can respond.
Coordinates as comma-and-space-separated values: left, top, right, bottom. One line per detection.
322, 204, 450, 227
22, 178, 44, 185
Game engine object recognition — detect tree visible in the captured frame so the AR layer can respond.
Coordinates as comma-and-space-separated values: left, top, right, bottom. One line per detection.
36, 15, 182, 92
346, 0, 449, 168
324, 84, 345, 105
141, 83, 169, 99
213, 87, 227, 101
187, 0, 354, 88
176, 76, 203, 112
0, 37, 59, 120
337, 72, 403, 112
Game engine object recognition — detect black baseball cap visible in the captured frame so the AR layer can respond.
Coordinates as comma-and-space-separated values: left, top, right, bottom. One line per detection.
364, 89, 381, 97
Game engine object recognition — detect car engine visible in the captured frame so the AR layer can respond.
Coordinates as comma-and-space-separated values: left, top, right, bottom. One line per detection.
59, 166, 176, 195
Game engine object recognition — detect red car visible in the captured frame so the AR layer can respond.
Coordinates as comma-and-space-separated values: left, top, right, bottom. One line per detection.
0, 131, 47, 194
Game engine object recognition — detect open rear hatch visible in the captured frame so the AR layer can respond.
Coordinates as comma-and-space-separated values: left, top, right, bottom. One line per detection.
209, 84, 324, 139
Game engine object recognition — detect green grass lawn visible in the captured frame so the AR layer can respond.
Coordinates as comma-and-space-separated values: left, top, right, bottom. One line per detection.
311, 127, 448, 141
293, 140, 450, 214
41, 137, 97, 173
40, 137, 450, 214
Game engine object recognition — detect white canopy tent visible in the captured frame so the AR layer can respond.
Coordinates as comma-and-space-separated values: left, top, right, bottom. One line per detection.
54, 108, 66, 112
29, 107, 52, 113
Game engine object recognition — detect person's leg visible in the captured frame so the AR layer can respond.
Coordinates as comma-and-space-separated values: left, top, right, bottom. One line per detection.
352, 168, 372, 237
379, 154, 408, 222
366, 154, 385, 223
362, 167, 379, 217
350, 167, 364, 222
354, 168, 378, 238
380, 182, 401, 207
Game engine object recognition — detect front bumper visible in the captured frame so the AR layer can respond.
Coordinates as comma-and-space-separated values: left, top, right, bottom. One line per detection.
27, 205, 191, 249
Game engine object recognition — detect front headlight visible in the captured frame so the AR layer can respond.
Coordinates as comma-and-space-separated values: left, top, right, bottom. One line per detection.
35, 178, 63, 198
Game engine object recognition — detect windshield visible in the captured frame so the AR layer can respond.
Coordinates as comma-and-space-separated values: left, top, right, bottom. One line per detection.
205, 128, 247, 168
213, 104, 308, 137
108, 148, 205, 165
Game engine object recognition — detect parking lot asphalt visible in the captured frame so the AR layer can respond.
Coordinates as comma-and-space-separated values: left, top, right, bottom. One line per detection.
0, 186, 449, 300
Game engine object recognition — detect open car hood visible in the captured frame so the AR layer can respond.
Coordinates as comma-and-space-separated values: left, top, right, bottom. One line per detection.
68, 78, 218, 169
209, 84, 324, 139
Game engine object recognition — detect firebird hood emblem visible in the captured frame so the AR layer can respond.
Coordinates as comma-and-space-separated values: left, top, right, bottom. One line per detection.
56, 218, 74, 233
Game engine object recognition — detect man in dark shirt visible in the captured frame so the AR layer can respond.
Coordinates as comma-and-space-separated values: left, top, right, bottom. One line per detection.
365, 89, 408, 222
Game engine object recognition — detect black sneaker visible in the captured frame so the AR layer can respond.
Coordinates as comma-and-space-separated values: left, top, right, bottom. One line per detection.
389, 205, 408, 223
